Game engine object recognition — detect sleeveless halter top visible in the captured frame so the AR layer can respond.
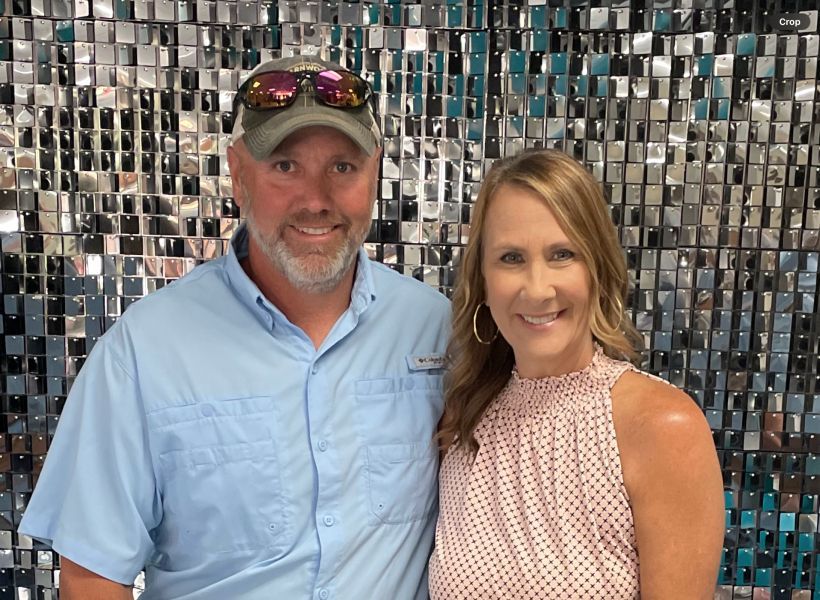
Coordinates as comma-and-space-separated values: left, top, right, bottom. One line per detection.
429, 347, 641, 599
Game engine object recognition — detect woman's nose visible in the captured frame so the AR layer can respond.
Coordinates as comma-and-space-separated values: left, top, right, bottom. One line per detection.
520, 266, 558, 302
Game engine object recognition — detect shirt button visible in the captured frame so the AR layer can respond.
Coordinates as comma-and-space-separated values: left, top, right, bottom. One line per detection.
323, 515, 335, 527
200, 404, 215, 417
317, 440, 328, 452
268, 523, 277, 531
318, 589, 329, 600
405, 378, 415, 390
311, 365, 318, 375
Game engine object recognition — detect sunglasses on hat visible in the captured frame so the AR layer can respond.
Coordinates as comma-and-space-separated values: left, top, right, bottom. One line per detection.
235, 69, 375, 113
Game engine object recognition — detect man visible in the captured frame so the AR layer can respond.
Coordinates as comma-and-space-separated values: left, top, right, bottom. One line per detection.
19, 55, 450, 600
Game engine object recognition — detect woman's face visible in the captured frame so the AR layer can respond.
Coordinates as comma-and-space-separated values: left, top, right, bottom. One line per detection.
481, 184, 595, 379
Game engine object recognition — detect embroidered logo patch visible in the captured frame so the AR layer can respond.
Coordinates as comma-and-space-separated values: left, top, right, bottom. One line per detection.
407, 354, 446, 371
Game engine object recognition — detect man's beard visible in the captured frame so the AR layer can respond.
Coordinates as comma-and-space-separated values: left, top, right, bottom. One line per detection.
241, 182, 370, 294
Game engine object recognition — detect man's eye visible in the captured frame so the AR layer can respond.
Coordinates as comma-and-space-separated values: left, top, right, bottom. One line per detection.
335, 162, 353, 173
274, 161, 293, 173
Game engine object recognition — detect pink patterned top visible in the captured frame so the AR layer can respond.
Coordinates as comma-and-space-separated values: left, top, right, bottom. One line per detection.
429, 347, 641, 599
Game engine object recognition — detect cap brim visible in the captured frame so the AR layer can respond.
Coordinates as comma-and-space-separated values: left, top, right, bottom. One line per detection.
241, 104, 378, 161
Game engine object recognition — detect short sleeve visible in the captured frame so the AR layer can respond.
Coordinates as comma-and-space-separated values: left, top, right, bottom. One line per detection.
17, 321, 161, 585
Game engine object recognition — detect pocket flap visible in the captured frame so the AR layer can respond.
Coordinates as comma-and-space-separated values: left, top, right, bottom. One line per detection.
367, 441, 432, 464
355, 375, 443, 397
159, 438, 276, 471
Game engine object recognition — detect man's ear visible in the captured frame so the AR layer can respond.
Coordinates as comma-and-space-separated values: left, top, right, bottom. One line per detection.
364, 144, 381, 160
226, 144, 244, 208
367, 145, 383, 178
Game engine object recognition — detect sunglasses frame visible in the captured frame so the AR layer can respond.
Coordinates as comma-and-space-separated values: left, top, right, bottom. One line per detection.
234, 69, 378, 120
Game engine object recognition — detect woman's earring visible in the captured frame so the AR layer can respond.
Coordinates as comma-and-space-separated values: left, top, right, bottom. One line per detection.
473, 302, 499, 345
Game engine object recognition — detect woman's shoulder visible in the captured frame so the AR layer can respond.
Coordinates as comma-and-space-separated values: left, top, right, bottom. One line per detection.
611, 369, 704, 432
610, 370, 716, 492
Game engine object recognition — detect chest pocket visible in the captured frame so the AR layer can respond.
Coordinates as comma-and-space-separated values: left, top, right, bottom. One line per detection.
149, 396, 286, 559
354, 374, 443, 524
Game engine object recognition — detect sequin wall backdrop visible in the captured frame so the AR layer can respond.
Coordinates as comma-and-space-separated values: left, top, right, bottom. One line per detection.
0, 0, 818, 598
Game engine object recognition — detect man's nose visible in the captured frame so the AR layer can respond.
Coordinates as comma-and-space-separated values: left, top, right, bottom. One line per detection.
299, 173, 334, 211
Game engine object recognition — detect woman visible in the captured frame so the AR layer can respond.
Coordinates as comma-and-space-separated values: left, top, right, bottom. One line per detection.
429, 150, 724, 599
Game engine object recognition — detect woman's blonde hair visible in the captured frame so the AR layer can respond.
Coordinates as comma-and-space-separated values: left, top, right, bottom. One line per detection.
439, 149, 644, 454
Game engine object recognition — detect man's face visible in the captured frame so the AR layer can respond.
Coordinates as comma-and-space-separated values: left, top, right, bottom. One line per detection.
228, 126, 381, 294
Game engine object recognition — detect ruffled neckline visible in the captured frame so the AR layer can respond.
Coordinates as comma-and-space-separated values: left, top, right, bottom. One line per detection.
508, 344, 612, 400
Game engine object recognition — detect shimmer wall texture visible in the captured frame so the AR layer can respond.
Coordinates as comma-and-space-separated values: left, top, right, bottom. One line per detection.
1, 0, 819, 599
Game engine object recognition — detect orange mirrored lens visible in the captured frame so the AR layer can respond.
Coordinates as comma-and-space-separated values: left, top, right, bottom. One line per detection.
243, 72, 298, 108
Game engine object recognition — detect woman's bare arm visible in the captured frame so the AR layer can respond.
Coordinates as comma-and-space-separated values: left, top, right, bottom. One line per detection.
613, 372, 724, 600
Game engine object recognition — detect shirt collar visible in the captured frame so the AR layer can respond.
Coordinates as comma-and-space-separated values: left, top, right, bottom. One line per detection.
224, 222, 377, 329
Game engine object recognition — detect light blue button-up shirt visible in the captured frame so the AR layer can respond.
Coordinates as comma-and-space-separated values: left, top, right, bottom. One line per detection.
19, 224, 451, 600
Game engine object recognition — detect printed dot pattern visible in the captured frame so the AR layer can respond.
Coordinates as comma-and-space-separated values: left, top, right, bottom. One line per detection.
429, 348, 641, 599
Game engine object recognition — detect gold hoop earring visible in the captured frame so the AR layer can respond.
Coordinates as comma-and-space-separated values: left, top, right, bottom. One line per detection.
473, 302, 499, 345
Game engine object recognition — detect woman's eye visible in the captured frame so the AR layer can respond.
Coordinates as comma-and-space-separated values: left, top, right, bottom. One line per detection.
554, 249, 575, 260
500, 253, 522, 264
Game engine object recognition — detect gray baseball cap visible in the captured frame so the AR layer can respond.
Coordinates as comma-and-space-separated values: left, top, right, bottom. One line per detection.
232, 55, 381, 160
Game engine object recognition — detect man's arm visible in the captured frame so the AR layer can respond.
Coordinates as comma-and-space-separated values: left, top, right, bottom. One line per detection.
60, 557, 133, 600
18, 324, 160, 592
